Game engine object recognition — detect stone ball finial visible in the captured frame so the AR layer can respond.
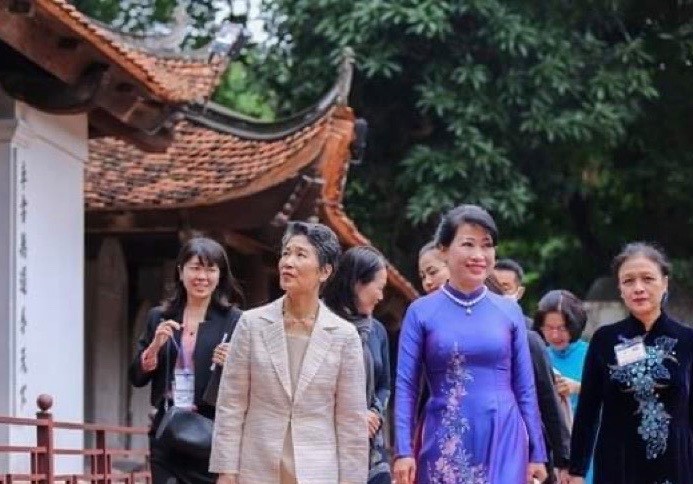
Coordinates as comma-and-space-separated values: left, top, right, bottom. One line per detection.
37, 394, 53, 412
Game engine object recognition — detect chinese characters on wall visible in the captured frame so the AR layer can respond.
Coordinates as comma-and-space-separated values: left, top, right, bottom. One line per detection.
15, 149, 28, 411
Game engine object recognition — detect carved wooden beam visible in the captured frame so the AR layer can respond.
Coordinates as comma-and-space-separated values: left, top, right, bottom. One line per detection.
270, 174, 323, 227
0, 6, 98, 84
220, 230, 270, 255
92, 75, 174, 133
89, 108, 173, 153
0, 4, 174, 137
0, 61, 107, 114
85, 211, 169, 234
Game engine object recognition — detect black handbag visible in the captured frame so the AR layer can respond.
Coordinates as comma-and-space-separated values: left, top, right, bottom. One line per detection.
155, 405, 213, 460
154, 341, 214, 460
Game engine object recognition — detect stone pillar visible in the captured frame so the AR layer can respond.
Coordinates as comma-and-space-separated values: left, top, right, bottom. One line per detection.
0, 92, 87, 473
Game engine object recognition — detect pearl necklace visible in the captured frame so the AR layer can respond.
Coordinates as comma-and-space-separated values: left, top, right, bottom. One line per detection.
442, 285, 488, 315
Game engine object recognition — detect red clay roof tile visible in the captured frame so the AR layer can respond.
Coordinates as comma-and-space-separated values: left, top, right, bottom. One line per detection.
86, 115, 329, 210
36, 0, 230, 102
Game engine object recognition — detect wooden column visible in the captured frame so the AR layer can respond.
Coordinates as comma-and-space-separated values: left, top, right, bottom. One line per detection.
88, 237, 128, 447
127, 300, 153, 450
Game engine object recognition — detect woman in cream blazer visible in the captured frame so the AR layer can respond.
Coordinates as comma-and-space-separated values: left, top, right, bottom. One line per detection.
210, 222, 368, 484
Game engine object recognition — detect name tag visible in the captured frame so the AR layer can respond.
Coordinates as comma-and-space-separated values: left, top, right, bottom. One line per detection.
614, 337, 647, 367
173, 368, 195, 408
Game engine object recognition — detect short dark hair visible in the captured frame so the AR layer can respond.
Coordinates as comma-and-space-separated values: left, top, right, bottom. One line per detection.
162, 237, 243, 318
323, 246, 386, 321
485, 273, 503, 295
418, 240, 438, 259
281, 221, 341, 271
434, 204, 498, 248
495, 259, 524, 283
533, 289, 587, 343
611, 242, 671, 278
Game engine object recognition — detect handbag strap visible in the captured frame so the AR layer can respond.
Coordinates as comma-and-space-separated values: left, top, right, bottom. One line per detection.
163, 331, 192, 411
164, 339, 171, 411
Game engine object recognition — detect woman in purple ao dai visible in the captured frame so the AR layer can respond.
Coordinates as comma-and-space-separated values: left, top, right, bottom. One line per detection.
393, 205, 547, 484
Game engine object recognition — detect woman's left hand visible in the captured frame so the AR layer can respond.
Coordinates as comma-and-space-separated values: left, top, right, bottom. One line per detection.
527, 462, 548, 483
557, 468, 570, 484
556, 376, 580, 397
212, 343, 229, 367
367, 410, 381, 438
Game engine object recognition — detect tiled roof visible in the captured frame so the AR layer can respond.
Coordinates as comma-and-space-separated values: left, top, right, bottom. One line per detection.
320, 107, 419, 302
85, 115, 329, 210
33, 0, 234, 102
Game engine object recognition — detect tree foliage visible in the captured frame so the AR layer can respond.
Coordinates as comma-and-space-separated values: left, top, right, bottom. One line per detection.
213, 60, 277, 120
73, 0, 226, 47
253, 0, 693, 298
72, 0, 274, 116
73, 0, 693, 299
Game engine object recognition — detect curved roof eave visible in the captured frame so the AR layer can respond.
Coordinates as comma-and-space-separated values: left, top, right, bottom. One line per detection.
182, 48, 354, 141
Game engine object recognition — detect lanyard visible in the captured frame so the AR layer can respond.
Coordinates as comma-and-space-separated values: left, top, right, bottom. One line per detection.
170, 332, 193, 370
168, 334, 195, 409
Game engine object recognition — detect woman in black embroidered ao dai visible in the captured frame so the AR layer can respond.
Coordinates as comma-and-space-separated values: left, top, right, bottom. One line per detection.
568, 243, 693, 484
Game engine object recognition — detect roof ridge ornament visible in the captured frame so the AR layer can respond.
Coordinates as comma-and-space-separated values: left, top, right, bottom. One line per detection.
336, 47, 355, 106
182, 47, 353, 139
88, 3, 190, 54
84, 2, 244, 61
209, 22, 246, 61
160, 2, 189, 52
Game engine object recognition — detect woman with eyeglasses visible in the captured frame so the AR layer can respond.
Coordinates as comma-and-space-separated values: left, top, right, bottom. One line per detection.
534, 289, 590, 483
533, 290, 589, 416
129, 237, 243, 484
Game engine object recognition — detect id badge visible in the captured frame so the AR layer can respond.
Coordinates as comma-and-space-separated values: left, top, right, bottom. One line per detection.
173, 368, 195, 408
614, 337, 647, 367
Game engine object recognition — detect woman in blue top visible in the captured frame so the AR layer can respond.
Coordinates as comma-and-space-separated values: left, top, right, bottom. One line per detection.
393, 204, 547, 484
534, 290, 589, 414
534, 289, 591, 483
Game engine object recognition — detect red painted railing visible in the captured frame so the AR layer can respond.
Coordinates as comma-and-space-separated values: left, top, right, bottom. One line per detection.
0, 395, 151, 483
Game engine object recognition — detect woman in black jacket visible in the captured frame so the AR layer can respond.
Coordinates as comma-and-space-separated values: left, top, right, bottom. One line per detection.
129, 237, 243, 484
323, 246, 392, 484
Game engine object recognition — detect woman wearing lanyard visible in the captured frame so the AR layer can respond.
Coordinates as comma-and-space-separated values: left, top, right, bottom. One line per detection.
567, 243, 693, 483
129, 237, 243, 484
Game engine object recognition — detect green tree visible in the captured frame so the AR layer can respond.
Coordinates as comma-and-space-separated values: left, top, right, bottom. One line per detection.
71, 1, 275, 117
213, 60, 277, 121
73, 0, 693, 299
72, 0, 227, 48
253, 0, 692, 298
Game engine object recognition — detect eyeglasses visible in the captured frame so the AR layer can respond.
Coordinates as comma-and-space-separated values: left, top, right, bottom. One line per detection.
185, 265, 219, 276
542, 326, 568, 334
